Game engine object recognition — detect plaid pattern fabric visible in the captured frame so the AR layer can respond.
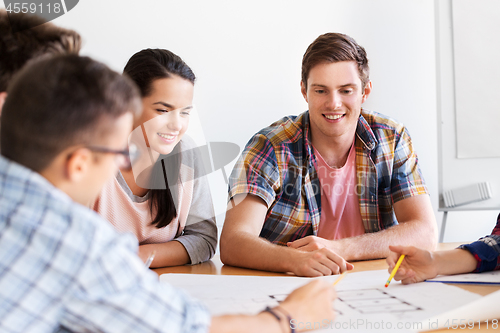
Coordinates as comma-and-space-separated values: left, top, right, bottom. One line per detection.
0, 156, 210, 333
459, 214, 500, 273
228, 110, 428, 245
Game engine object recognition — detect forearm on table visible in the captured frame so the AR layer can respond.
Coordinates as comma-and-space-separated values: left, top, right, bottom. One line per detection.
220, 231, 298, 273
432, 249, 478, 275
332, 219, 437, 261
179, 220, 218, 264
140, 241, 190, 268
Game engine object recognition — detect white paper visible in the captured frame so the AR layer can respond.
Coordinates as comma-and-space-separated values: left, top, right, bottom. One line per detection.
426, 269, 500, 284
419, 289, 500, 331
161, 270, 481, 332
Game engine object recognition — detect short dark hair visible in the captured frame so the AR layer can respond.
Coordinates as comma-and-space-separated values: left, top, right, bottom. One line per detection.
1, 55, 141, 172
301, 32, 370, 89
0, 10, 81, 91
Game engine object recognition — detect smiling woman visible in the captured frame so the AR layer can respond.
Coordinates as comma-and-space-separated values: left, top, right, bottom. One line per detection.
91, 49, 217, 268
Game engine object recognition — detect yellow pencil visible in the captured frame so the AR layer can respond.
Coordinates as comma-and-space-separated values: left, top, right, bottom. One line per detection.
333, 272, 347, 286
385, 254, 405, 287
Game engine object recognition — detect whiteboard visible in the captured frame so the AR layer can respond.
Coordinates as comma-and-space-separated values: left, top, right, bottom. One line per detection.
453, 0, 500, 159
437, 0, 500, 210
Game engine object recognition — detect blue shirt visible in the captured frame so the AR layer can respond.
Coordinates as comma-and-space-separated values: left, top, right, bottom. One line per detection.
0, 156, 210, 333
458, 214, 500, 273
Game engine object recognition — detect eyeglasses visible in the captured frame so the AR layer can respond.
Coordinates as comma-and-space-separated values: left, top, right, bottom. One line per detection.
86, 143, 140, 170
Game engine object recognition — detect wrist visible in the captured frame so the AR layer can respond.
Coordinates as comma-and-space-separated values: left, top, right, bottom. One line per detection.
328, 239, 343, 257
428, 251, 444, 278
261, 306, 293, 333
283, 247, 300, 273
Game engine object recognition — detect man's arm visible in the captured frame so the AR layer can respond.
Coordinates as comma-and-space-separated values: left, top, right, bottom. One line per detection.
220, 194, 353, 277
211, 280, 336, 333
288, 194, 437, 261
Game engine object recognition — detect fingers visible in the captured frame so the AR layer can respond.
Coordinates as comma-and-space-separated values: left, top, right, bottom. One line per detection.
323, 248, 351, 273
400, 269, 418, 285
389, 245, 418, 257
293, 245, 350, 276
287, 236, 314, 249
310, 249, 350, 276
287, 238, 306, 249
387, 245, 418, 268
392, 267, 407, 281
297, 242, 324, 252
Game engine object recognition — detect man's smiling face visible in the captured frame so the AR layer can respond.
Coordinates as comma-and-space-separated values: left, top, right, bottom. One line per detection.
301, 60, 371, 145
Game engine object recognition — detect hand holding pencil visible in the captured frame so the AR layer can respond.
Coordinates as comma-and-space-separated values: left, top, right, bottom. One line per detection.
386, 245, 440, 285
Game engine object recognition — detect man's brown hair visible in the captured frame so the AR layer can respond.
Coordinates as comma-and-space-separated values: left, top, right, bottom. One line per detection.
1, 55, 141, 172
301, 32, 370, 90
0, 10, 81, 91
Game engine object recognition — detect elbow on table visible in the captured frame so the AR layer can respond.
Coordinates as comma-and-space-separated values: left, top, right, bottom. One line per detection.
219, 231, 235, 266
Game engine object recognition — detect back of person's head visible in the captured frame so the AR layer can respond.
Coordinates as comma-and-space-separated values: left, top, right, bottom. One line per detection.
123, 48, 196, 97
0, 9, 81, 92
1, 54, 141, 172
301, 32, 370, 89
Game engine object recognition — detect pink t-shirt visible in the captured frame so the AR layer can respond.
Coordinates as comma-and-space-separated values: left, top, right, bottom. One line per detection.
313, 143, 365, 240
92, 164, 194, 245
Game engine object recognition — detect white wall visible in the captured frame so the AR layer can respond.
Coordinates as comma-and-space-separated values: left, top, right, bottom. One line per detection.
435, 0, 497, 242
8, 0, 489, 243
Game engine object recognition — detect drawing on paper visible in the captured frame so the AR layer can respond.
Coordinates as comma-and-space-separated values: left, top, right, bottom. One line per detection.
261, 289, 422, 316
336, 289, 422, 314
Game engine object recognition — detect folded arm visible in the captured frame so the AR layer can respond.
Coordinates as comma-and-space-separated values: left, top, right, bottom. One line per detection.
220, 194, 352, 277
288, 194, 437, 261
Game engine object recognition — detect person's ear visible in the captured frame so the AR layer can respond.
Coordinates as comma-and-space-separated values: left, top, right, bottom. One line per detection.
0, 92, 8, 116
361, 81, 372, 103
300, 81, 308, 103
65, 148, 92, 183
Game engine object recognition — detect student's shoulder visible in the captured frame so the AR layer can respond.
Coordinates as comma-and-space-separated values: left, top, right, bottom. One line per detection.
360, 110, 411, 147
361, 109, 405, 133
252, 112, 308, 148
52, 190, 132, 247
0, 157, 136, 264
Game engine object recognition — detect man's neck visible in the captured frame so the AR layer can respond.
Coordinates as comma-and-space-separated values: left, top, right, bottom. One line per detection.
310, 131, 356, 168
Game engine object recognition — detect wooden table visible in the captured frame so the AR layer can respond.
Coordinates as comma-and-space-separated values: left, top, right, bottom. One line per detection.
154, 243, 499, 332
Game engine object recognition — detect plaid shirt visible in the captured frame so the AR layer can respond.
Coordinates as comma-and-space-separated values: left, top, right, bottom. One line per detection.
459, 214, 500, 273
228, 110, 428, 245
0, 156, 210, 333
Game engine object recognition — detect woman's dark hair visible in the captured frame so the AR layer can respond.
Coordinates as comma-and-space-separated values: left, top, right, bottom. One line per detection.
123, 49, 196, 229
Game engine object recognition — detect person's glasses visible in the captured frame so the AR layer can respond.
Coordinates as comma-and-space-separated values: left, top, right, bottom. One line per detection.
86, 143, 140, 170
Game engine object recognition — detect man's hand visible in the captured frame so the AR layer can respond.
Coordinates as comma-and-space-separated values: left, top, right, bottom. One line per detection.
287, 235, 332, 252
386, 245, 439, 284
290, 247, 354, 277
279, 280, 336, 329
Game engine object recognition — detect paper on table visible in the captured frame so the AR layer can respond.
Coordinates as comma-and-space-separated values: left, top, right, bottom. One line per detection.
426, 270, 500, 285
161, 270, 481, 332
420, 289, 500, 331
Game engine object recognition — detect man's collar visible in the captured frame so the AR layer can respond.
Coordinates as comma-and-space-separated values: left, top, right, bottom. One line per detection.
302, 110, 378, 160
356, 110, 378, 151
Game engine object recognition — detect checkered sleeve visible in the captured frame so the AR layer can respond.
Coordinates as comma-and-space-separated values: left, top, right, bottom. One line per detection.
457, 214, 500, 273
228, 134, 281, 208
390, 126, 428, 203
60, 233, 211, 333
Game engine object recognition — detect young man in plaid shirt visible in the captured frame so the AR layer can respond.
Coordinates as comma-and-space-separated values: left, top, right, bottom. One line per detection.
222, 32, 437, 277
